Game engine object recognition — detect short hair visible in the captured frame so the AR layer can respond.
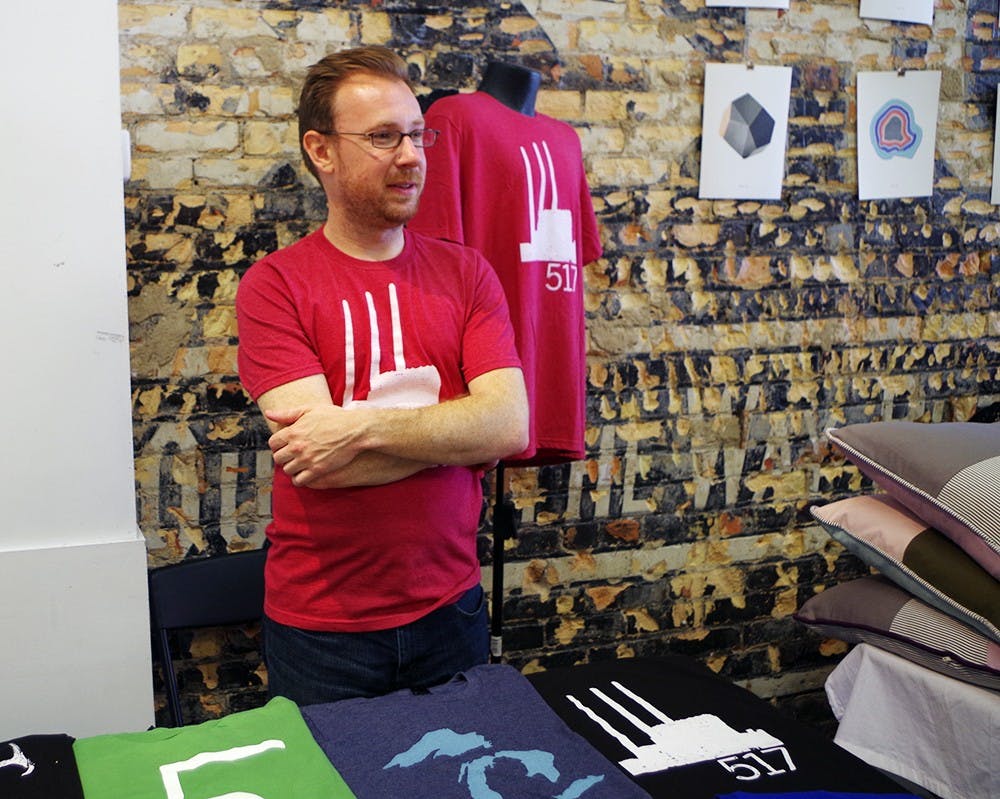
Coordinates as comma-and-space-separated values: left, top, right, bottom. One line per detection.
298, 45, 413, 180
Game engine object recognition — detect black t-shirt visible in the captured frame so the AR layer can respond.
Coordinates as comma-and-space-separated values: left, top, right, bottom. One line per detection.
0, 734, 84, 799
527, 657, 911, 798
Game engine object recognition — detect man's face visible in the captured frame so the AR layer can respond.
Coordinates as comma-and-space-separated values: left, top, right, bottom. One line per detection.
326, 74, 426, 230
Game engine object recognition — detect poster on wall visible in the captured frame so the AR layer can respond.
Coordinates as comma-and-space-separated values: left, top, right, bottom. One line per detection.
856, 70, 940, 200
992, 89, 1000, 204
859, 0, 934, 26
705, 1, 789, 8
699, 63, 792, 200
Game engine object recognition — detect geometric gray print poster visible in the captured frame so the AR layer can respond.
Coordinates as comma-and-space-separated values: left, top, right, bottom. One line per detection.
859, 0, 934, 26
699, 63, 792, 200
706, 0, 788, 7
856, 70, 940, 200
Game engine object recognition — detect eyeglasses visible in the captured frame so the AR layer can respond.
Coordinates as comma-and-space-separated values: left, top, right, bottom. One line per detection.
319, 129, 439, 149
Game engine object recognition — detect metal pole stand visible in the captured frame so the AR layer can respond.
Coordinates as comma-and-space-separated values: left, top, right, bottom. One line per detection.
489, 462, 517, 663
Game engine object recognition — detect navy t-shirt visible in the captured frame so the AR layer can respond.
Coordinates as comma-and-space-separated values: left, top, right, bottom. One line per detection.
302, 664, 650, 799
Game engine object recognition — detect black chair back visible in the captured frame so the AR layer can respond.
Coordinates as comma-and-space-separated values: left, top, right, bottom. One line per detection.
147, 548, 267, 726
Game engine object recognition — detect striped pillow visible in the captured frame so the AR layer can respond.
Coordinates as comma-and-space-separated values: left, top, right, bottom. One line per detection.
795, 575, 1000, 691
810, 494, 999, 643
826, 422, 1000, 580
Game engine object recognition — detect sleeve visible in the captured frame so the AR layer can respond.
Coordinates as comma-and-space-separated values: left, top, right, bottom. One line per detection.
577, 161, 603, 267
408, 109, 466, 244
459, 249, 522, 384
235, 259, 325, 400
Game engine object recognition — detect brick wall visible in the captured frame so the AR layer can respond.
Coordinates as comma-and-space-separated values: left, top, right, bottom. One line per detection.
121, 0, 1000, 726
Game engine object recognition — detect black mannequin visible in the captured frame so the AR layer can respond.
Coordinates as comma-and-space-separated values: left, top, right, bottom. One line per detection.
477, 61, 541, 117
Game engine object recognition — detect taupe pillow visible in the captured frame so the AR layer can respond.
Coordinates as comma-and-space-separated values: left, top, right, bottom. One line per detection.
795, 576, 1000, 691
810, 494, 999, 642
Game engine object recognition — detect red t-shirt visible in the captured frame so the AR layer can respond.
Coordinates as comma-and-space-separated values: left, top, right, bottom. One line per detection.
236, 228, 521, 631
409, 91, 603, 464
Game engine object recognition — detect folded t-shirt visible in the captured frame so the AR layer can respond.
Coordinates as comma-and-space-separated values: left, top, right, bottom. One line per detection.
528, 657, 912, 798
718, 792, 916, 799
73, 696, 355, 799
0, 734, 84, 799
302, 663, 651, 799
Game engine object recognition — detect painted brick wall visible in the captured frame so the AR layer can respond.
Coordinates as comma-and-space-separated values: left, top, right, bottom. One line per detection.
121, 1, 1000, 726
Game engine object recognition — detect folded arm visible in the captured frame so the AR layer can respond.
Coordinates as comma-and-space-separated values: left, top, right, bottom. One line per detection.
259, 367, 529, 489
256, 375, 428, 488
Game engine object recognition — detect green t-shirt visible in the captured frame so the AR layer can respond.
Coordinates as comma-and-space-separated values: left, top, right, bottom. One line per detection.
73, 696, 355, 799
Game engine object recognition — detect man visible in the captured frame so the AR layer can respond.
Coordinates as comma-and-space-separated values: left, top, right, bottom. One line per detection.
236, 45, 529, 706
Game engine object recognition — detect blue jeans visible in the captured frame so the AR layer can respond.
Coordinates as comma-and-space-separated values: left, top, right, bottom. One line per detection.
263, 584, 489, 706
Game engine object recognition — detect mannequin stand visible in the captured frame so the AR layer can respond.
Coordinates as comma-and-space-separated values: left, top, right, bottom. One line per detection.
489, 462, 518, 662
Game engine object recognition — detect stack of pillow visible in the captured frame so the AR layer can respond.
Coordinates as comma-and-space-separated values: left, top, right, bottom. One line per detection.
794, 421, 1000, 691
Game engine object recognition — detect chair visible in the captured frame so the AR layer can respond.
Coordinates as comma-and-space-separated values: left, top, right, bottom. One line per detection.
147, 547, 267, 726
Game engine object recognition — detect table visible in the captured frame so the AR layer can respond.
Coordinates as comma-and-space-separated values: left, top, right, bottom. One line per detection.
826, 644, 1000, 799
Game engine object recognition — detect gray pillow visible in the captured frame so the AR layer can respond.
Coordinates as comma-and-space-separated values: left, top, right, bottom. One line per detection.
826, 422, 1000, 579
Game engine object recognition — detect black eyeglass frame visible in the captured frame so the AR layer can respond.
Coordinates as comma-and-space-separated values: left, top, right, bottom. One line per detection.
317, 129, 440, 149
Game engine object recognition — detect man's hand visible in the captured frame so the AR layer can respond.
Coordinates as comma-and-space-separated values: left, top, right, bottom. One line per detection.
266, 404, 370, 487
